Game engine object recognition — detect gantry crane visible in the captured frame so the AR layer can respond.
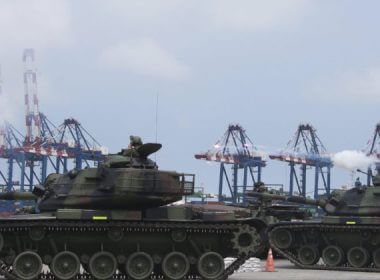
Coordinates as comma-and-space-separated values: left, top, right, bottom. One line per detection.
270, 124, 332, 199
195, 124, 266, 204
366, 123, 380, 185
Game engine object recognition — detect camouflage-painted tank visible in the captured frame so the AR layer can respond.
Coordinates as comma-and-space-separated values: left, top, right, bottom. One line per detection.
247, 183, 311, 224
250, 167, 380, 272
0, 136, 266, 280
246, 183, 312, 258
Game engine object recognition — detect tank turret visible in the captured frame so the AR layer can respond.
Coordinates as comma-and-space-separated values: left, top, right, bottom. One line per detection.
248, 191, 324, 207
247, 182, 312, 221
249, 168, 380, 217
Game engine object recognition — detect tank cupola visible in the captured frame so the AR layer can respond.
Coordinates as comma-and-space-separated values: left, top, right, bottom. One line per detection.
104, 136, 162, 169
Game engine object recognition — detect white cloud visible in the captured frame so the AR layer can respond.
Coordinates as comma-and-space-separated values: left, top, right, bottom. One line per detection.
94, 0, 311, 33
0, 0, 72, 52
310, 68, 380, 104
99, 39, 190, 80
332, 150, 376, 171
0, 74, 22, 123
340, 68, 380, 101
203, 0, 312, 31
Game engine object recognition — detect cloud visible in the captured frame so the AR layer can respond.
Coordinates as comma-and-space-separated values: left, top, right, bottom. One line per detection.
94, 0, 311, 33
0, 88, 22, 124
203, 0, 312, 31
332, 150, 377, 171
0, 0, 72, 52
310, 68, 380, 104
99, 39, 190, 80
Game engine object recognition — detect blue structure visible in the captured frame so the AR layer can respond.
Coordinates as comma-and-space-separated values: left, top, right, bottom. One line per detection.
270, 124, 333, 199
46, 117, 105, 171
366, 123, 380, 185
0, 123, 24, 191
195, 124, 266, 204
0, 117, 105, 193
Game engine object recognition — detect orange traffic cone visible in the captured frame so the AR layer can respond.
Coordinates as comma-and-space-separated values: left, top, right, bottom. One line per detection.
265, 248, 275, 272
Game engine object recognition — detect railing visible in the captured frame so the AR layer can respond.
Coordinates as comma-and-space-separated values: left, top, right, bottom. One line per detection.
181, 174, 195, 195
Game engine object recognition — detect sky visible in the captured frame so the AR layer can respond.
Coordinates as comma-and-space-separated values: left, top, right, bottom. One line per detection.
0, 0, 379, 196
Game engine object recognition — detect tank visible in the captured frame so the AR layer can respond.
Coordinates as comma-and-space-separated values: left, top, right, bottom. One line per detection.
0, 136, 267, 280
245, 183, 311, 258
247, 183, 311, 223
185, 183, 312, 259
249, 167, 380, 272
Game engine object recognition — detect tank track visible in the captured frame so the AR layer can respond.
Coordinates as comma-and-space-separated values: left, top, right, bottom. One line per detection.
269, 222, 380, 272
0, 219, 259, 279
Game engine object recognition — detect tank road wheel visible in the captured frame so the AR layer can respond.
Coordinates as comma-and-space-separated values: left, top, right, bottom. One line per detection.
171, 230, 187, 243
89, 251, 117, 280
271, 229, 293, 250
0, 233, 4, 251
51, 251, 80, 280
13, 251, 43, 280
231, 224, 261, 256
197, 252, 225, 280
322, 246, 345, 267
107, 228, 124, 242
162, 252, 190, 280
360, 231, 371, 241
297, 246, 320, 265
126, 252, 154, 280
347, 247, 370, 268
373, 248, 380, 267
29, 227, 45, 241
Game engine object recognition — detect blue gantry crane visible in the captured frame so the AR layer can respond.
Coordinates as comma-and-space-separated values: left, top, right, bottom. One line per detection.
270, 124, 333, 199
366, 123, 380, 185
0, 117, 105, 193
195, 124, 266, 204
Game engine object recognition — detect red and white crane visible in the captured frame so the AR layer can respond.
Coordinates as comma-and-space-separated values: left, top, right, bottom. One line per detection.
23, 49, 41, 144
269, 124, 332, 199
195, 124, 266, 204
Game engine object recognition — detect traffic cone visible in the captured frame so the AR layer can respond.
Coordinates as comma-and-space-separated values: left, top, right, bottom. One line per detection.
265, 248, 275, 272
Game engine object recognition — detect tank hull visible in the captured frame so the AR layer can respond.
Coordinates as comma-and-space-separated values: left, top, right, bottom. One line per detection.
0, 212, 267, 280
268, 220, 380, 272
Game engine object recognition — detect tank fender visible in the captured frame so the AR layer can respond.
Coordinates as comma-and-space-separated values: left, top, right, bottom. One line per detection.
244, 218, 268, 232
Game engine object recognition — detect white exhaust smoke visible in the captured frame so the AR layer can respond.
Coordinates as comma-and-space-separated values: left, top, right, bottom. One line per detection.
332, 150, 377, 171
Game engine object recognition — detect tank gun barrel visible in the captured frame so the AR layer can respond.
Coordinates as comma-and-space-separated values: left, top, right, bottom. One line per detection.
357, 169, 373, 178
0, 192, 37, 201
248, 192, 326, 207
